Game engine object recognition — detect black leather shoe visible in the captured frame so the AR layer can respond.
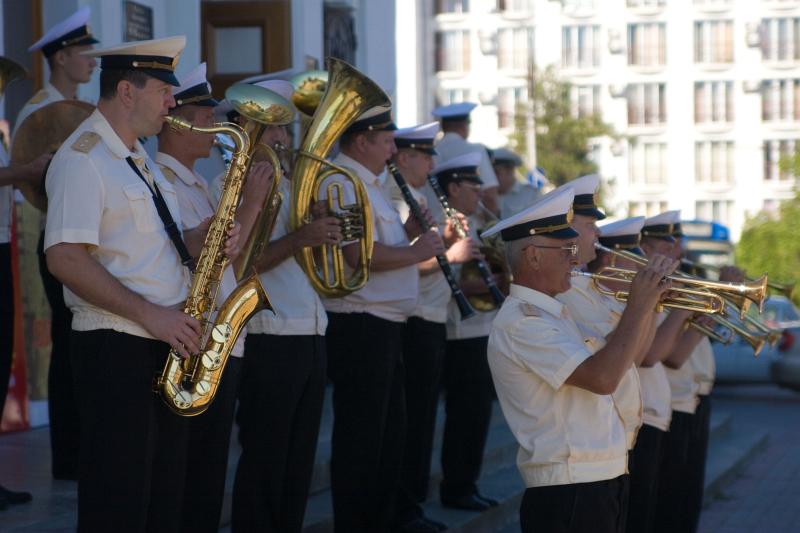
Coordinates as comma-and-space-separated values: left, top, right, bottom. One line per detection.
0, 484, 33, 505
393, 517, 442, 533
475, 491, 499, 507
420, 516, 448, 531
441, 493, 491, 512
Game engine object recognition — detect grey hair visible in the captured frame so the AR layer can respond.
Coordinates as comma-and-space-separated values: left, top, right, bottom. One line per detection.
506, 236, 535, 275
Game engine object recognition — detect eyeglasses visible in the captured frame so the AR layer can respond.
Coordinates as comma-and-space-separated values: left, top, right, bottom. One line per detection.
533, 243, 579, 257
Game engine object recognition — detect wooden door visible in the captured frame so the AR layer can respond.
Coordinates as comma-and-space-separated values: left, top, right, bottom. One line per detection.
201, 0, 292, 99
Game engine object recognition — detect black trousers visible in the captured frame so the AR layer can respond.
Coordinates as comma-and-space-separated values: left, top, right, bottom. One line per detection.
38, 230, 79, 479
520, 475, 630, 533
326, 312, 406, 533
232, 334, 326, 533
685, 394, 712, 533
394, 317, 447, 526
180, 356, 243, 533
0, 243, 12, 418
654, 410, 694, 533
440, 336, 494, 499
627, 424, 665, 533
72, 330, 189, 533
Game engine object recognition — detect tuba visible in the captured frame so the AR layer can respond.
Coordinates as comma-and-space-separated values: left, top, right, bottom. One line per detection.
290, 57, 389, 297
155, 84, 292, 416
229, 83, 296, 280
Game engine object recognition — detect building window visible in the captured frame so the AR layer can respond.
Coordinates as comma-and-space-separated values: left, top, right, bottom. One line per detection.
438, 88, 469, 107
694, 81, 734, 124
498, 27, 534, 70
762, 79, 800, 122
763, 139, 800, 181
761, 18, 800, 62
695, 200, 734, 225
627, 83, 667, 126
629, 200, 669, 217
629, 141, 667, 185
694, 20, 733, 63
627, 23, 666, 66
562, 25, 601, 69
497, 86, 527, 129
570, 85, 601, 118
436, 0, 469, 14
695, 141, 734, 183
498, 0, 534, 12
435, 30, 471, 72
627, 0, 666, 7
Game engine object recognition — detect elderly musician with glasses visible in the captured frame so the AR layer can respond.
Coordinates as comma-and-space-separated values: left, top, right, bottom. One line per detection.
485, 186, 678, 533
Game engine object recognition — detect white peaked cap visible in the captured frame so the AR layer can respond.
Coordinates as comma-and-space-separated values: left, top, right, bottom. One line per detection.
431, 101, 477, 120
481, 186, 579, 241
491, 147, 522, 166
394, 121, 440, 141
254, 80, 294, 102
644, 210, 680, 226
554, 173, 600, 196
82, 36, 186, 86
29, 6, 96, 54
432, 151, 481, 176
600, 216, 646, 238
174, 62, 209, 95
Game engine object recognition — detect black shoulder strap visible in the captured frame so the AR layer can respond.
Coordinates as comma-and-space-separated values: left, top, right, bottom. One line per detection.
125, 157, 195, 272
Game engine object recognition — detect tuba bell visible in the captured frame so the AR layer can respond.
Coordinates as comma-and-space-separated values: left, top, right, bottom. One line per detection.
290, 57, 389, 297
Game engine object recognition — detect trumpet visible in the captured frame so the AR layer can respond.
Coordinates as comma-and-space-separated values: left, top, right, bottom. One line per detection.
681, 258, 795, 300
570, 270, 725, 314
594, 243, 768, 318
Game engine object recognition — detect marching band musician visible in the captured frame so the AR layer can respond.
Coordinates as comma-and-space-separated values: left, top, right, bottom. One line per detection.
490, 147, 541, 219
229, 78, 337, 533
485, 186, 678, 533
43, 37, 234, 531
154, 63, 270, 533
430, 152, 501, 511
387, 122, 481, 533
14, 5, 98, 482
431, 102, 500, 217
0, 116, 50, 509
321, 105, 443, 532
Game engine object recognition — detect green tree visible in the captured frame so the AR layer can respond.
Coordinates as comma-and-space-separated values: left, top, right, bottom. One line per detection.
508, 65, 618, 188
735, 192, 800, 305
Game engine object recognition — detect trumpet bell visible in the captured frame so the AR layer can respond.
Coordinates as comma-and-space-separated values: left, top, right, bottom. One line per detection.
290, 69, 329, 117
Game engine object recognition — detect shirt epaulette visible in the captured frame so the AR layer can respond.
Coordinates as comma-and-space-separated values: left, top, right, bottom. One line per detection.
71, 131, 100, 153
28, 89, 49, 105
520, 302, 541, 318
159, 165, 178, 184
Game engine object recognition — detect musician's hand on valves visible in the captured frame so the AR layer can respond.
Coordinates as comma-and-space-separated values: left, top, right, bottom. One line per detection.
295, 216, 343, 247
140, 305, 202, 359
310, 200, 330, 220
240, 160, 274, 208
445, 236, 481, 264
443, 213, 469, 247
693, 314, 717, 330
412, 229, 446, 261
224, 221, 241, 260
719, 266, 745, 283
627, 254, 676, 312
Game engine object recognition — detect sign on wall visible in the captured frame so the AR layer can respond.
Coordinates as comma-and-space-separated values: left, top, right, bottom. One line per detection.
124, 1, 154, 41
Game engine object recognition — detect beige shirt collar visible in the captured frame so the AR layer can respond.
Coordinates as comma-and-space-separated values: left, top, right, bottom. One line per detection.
155, 152, 206, 189
509, 283, 565, 318
89, 109, 148, 162
336, 152, 385, 187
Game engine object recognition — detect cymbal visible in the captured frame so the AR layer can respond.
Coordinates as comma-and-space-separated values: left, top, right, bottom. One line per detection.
12, 99, 94, 211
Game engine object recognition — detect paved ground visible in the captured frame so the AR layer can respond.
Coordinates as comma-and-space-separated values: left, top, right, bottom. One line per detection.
699, 384, 800, 533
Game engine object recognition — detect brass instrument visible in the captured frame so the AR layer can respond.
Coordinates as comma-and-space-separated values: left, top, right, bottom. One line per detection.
12, 100, 94, 211
290, 69, 328, 123
681, 257, 795, 300
290, 57, 387, 297
594, 243, 767, 317
228, 83, 296, 281
428, 175, 507, 311
571, 270, 725, 314
156, 85, 278, 416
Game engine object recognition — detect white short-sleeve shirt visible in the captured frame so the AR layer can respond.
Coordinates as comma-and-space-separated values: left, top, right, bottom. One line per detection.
488, 283, 628, 488
12, 82, 66, 139
155, 151, 246, 357
386, 177, 451, 324
243, 178, 328, 336
320, 152, 418, 323
44, 110, 191, 339
556, 274, 644, 449
689, 336, 715, 396
665, 360, 700, 414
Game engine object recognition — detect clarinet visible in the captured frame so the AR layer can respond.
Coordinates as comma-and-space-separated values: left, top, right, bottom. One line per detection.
387, 163, 475, 320
427, 174, 506, 307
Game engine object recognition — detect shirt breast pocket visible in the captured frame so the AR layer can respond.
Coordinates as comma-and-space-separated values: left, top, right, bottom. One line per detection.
122, 183, 159, 233
374, 206, 403, 244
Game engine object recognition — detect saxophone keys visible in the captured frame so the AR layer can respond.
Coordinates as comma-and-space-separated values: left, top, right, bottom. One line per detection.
195, 380, 211, 396
202, 350, 222, 370
211, 323, 232, 343
173, 390, 193, 409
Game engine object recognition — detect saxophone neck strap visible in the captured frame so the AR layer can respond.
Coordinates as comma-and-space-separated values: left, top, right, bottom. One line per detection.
125, 157, 196, 272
